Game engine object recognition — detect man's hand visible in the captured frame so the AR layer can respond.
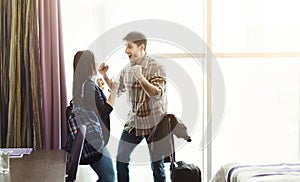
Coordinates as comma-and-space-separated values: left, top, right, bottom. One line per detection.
110, 80, 119, 93
132, 65, 143, 81
98, 63, 109, 76
98, 63, 112, 89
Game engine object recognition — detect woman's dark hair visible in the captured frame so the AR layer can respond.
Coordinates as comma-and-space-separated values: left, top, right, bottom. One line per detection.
72, 50, 97, 102
123, 31, 147, 51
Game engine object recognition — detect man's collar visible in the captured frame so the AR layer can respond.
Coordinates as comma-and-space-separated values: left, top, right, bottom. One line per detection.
140, 54, 149, 68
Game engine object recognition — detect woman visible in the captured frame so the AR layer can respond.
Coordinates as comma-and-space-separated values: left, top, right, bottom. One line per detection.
72, 50, 118, 182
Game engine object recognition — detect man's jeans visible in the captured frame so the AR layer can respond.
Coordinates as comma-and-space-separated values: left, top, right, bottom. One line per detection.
116, 129, 166, 182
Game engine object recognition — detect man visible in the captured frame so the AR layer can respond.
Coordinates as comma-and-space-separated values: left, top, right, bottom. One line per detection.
99, 31, 167, 182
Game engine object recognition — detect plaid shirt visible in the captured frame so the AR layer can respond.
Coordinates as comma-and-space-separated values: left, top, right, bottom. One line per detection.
118, 55, 167, 136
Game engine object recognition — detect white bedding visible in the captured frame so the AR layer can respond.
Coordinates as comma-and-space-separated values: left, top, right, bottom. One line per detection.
210, 163, 300, 182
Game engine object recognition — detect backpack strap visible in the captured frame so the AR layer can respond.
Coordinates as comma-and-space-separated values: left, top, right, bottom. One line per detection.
81, 80, 89, 98
78, 79, 102, 117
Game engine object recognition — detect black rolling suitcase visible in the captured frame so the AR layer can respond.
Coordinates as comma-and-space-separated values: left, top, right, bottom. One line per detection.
170, 160, 202, 182
168, 117, 202, 182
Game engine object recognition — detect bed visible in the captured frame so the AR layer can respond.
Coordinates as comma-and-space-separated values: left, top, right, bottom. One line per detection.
210, 163, 300, 182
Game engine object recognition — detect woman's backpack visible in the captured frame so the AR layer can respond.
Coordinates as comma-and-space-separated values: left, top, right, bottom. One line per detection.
66, 80, 105, 164
66, 100, 105, 164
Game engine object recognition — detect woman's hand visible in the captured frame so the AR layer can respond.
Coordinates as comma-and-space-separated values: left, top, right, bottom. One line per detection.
106, 79, 119, 107
96, 78, 105, 90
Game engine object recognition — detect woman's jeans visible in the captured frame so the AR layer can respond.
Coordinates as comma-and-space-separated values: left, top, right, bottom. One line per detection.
116, 129, 166, 182
90, 147, 115, 182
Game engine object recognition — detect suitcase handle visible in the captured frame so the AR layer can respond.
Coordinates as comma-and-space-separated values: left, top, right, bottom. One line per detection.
168, 115, 176, 166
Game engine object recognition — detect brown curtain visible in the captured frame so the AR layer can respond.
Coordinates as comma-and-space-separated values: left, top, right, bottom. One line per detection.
0, 0, 43, 149
0, 0, 67, 149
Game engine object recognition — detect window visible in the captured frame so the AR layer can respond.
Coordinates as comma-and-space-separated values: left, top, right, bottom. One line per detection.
211, 0, 300, 179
